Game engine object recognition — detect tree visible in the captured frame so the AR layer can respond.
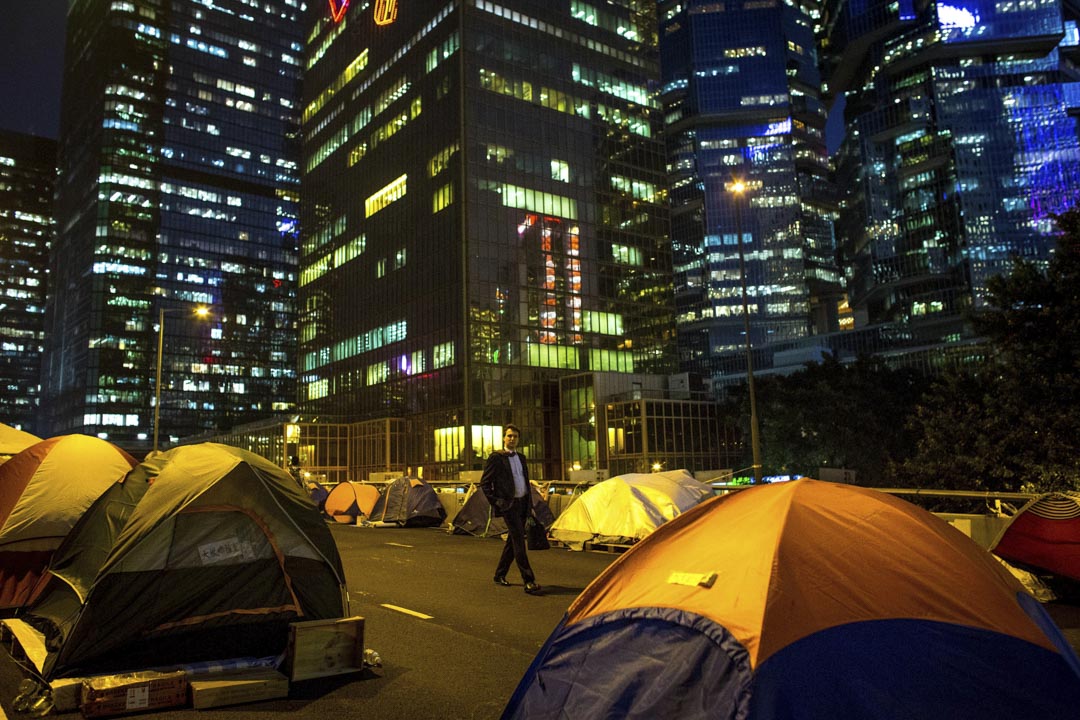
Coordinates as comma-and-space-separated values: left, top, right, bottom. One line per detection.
897, 209, 1080, 492
724, 355, 927, 484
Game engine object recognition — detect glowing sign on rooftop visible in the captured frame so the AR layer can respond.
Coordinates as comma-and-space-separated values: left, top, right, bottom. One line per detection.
374, 0, 399, 25
328, 0, 349, 23
938, 4, 980, 29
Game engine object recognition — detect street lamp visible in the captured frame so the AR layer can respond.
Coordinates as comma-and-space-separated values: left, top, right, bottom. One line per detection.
153, 305, 210, 453
731, 180, 762, 484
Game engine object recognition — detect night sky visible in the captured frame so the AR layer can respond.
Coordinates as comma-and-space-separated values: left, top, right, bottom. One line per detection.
0, 1, 67, 139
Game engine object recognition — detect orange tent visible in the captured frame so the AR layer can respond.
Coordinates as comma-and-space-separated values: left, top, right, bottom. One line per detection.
506, 479, 1080, 719
323, 481, 380, 523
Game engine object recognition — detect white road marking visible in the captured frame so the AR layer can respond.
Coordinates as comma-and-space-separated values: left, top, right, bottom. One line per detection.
381, 603, 434, 620
385, 542, 413, 548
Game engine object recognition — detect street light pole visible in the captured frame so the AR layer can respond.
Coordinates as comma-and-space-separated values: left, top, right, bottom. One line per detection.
731, 181, 762, 484
153, 305, 210, 453
153, 307, 166, 453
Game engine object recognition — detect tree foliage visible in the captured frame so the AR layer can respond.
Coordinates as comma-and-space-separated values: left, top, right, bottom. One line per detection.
896, 209, 1080, 492
724, 356, 927, 484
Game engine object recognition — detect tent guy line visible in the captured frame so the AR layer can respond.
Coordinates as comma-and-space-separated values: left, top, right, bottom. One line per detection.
381, 604, 434, 620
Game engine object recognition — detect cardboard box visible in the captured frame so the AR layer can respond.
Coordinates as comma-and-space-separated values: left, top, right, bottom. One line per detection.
80, 670, 188, 718
189, 668, 289, 709
285, 616, 364, 682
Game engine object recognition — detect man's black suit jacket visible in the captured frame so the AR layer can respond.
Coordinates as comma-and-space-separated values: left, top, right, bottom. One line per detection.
479, 450, 528, 518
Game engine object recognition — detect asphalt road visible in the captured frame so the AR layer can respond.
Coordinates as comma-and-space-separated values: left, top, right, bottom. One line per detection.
1, 525, 619, 720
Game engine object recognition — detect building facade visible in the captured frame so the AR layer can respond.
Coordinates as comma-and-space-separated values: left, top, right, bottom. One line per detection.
820, 0, 1080, 340
41, 0, 306, 453
0, 131, 55, 434
659, 0, 844, 384
299, 0, 676, 480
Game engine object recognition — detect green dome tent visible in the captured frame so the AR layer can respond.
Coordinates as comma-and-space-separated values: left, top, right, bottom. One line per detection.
25, 443, 348, 679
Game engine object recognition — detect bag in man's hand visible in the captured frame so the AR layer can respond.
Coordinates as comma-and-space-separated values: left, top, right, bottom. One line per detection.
526, 515, 550, 551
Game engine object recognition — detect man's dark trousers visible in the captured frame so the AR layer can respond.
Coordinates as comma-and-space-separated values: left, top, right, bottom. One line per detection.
495, 496, 535, 583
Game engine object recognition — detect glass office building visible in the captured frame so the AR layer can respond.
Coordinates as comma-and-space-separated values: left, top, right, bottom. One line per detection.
300, 0, 675, 480
0, 131, 55, 434
41, 0, 306, 452
820, 0, 1080, 338
658, 0, 843, 383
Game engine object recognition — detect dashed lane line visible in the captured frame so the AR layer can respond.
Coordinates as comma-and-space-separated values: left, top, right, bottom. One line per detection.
380, 603, 434, 620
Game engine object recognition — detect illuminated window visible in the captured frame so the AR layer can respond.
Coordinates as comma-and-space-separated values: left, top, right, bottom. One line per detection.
428, 143, 459, 176
433, 183, 453, 213
348, 143, 368, 166
304, 49, 370, 123
551, 159, 569, 182
394, 248, 406, 270
365, 174, 407, 217
425, 32, 460, 74
583, 311, 624, 335
366, 361, 389, 385
307, 379, 329, 400
433, 341, 455, 369
526, 344, 581, 369
479, 68, 533, 102
485, 144, 513, 164
589, 348, 635, 372
481, 181, 578, 220
617, 245, 639, 264
376, 258, 387, 278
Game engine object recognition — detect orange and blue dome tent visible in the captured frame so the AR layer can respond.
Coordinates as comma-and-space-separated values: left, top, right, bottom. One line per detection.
503, 479, 1080, 720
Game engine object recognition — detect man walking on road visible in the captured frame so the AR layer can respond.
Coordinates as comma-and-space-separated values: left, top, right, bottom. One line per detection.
480, 424, 541, 595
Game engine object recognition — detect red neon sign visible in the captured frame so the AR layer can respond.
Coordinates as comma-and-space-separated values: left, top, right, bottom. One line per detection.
328, 0, 349, 23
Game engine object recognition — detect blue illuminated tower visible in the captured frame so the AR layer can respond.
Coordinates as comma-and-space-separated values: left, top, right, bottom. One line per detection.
659, 0, 844, 384
40, 0, 306, 452
820, 0, 1080, 340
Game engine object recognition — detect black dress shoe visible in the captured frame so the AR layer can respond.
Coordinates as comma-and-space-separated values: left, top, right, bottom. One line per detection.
524, 582, 542, 595
493, 576, 511, 586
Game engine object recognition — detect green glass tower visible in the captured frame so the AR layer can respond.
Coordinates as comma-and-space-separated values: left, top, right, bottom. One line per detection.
300, 0, 675, 479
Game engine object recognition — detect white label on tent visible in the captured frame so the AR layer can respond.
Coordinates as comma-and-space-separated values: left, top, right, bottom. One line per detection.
667, 571, 717, 589
126, 686, 149, 710
198, 538, 251, 565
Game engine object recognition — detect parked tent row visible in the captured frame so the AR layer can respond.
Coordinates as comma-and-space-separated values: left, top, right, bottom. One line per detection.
322, 477, 447, 527
22, 442, 348, 679
505, 479, 1080, 719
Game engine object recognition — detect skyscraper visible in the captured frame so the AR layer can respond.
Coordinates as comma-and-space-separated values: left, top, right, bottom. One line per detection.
820, 0, 1080, 341
0, 131, 55, 433
299, 0, 675, 478
41, 0, 307, 452
659, 0, 843, 383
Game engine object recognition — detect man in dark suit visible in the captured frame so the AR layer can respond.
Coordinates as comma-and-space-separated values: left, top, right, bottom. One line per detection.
480, 423, 541, 594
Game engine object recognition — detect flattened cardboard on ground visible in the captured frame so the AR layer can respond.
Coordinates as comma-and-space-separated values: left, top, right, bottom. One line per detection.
0, 618, 47, 672
190, 668, 289, 709
285, 616, 364, 682
80, 670, 188, 718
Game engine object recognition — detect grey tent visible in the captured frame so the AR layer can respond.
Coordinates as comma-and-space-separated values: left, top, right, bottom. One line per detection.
451, 483, 554, 537
368, 476, 447, 527
25, 443, 348, 679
